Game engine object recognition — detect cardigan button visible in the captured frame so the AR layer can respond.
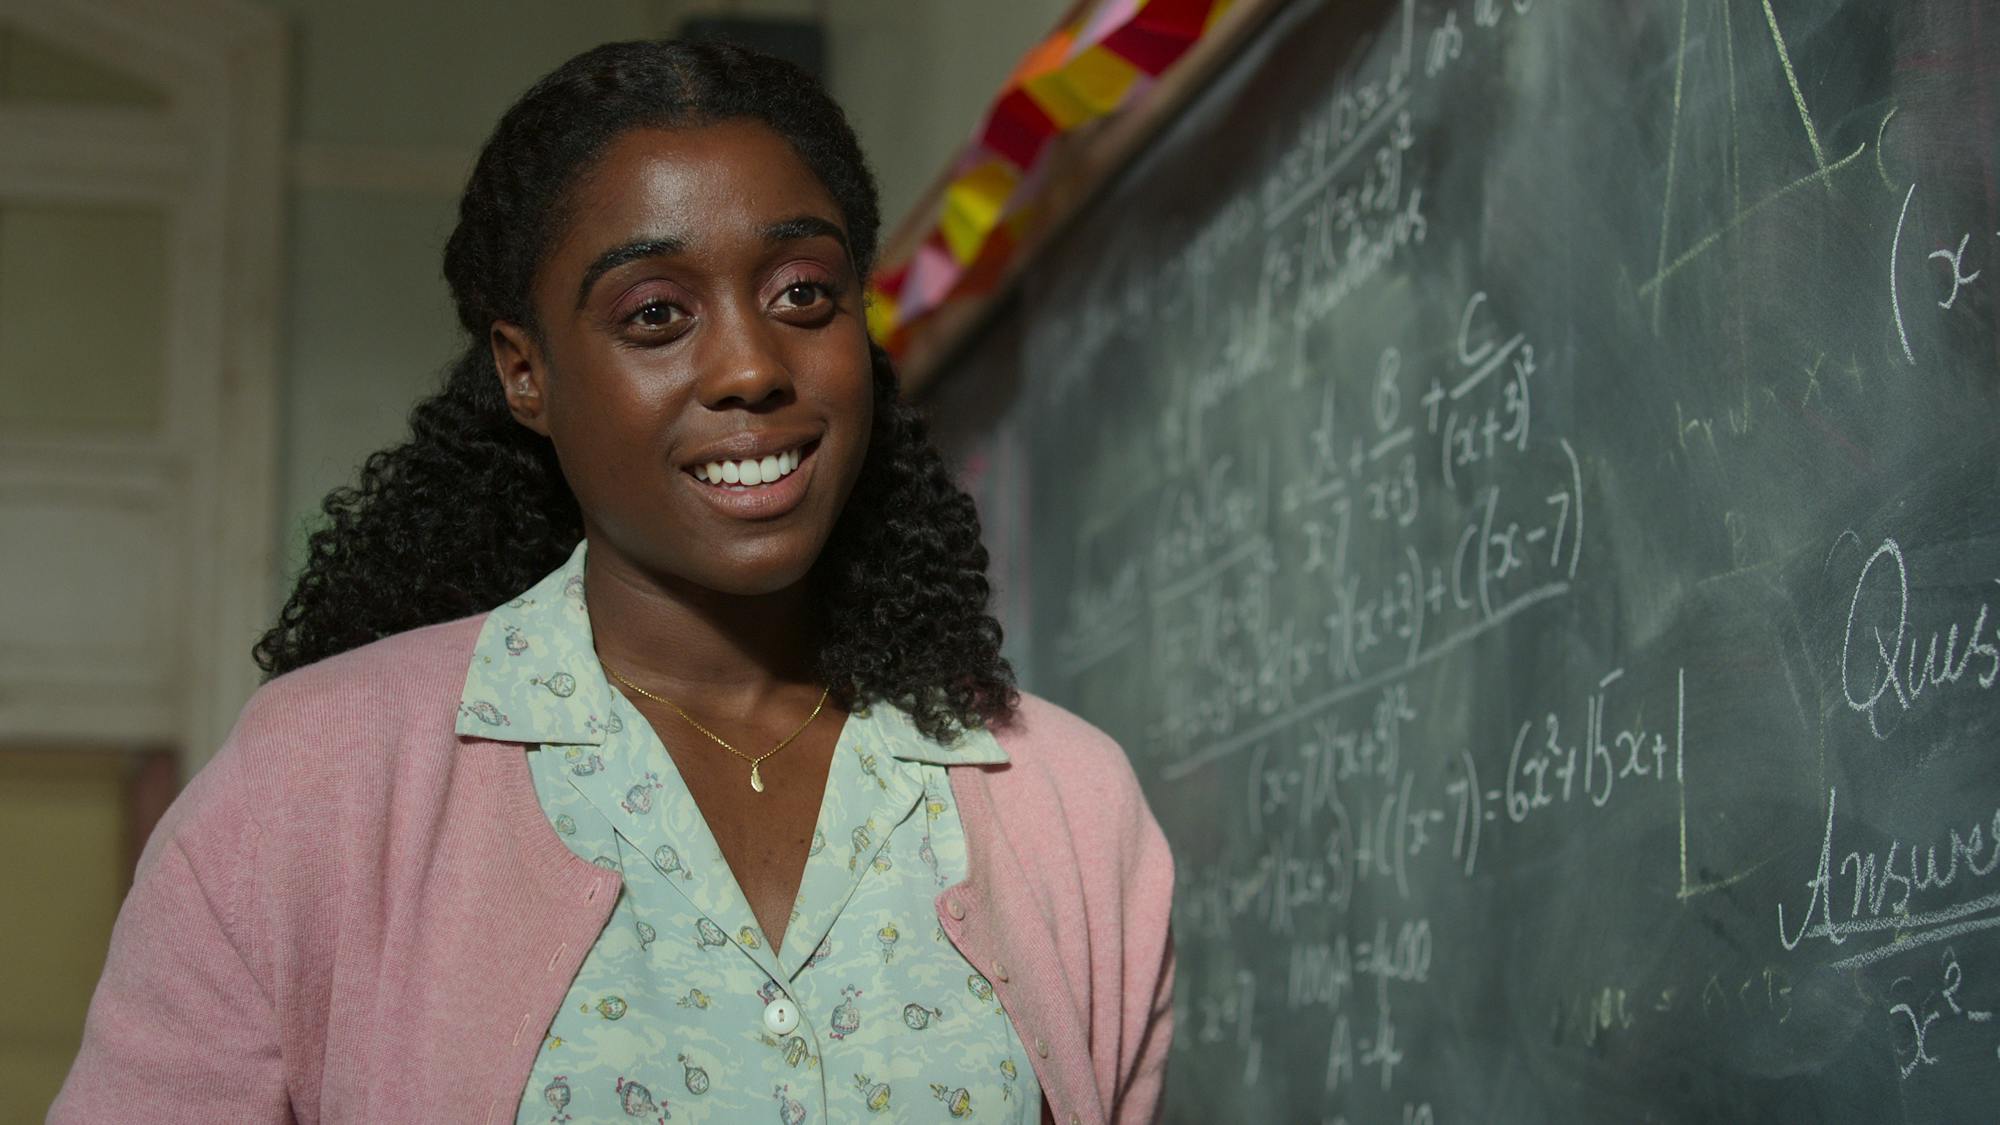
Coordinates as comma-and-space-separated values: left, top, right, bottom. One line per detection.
946, 897, 966, 921
1035, 1036, 1049, 1058
992, 961, 1009, 982
1069, 1114, 1082, 1125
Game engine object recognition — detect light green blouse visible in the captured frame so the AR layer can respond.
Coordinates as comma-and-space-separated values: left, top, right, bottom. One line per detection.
455, 544, 1040, 1123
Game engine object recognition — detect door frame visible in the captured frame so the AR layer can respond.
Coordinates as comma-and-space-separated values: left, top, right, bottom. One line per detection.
0, 0, 285, 772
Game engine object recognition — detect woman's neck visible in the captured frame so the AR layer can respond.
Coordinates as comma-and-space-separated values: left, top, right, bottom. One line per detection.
582, 541, 822, 718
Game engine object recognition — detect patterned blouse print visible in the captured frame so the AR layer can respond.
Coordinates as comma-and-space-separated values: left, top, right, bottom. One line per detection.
454, 545, 1041, 1123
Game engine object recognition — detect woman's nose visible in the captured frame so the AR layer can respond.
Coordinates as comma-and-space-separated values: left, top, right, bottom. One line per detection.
694, 303, 794, 410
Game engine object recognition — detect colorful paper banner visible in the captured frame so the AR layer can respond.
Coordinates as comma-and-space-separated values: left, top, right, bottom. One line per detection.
867, 0, 1232, 358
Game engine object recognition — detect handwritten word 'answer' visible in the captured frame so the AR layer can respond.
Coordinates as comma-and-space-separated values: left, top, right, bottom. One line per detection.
1778, 787, 2000, 968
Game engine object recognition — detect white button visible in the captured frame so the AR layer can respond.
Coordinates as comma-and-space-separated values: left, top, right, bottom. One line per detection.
947, 898, 966, 920
1035, 1036, 1049, 1058
1069, 1114, 1082, 1125
993, 961, 1009, 982
762, 996, 800, 1036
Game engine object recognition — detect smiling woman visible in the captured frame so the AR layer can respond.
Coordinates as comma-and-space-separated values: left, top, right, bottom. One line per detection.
51, 39, 1173, 1125
492, 121, 877, 600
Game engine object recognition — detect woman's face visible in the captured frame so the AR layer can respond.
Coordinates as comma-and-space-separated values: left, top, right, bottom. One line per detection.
493, 120, 875, 598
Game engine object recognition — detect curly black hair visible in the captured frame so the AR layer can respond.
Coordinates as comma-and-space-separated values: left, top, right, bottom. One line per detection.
255, 39, 1016, 740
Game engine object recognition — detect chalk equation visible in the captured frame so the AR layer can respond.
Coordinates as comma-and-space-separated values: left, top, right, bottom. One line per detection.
997, 0, 2000, 1116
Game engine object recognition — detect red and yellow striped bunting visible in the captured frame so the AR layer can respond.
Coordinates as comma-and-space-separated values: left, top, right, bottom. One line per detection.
867, 0, 1231, 358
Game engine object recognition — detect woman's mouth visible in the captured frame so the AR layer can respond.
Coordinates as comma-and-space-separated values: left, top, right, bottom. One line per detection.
691, 441, 810, 489
683, 439, 819, 519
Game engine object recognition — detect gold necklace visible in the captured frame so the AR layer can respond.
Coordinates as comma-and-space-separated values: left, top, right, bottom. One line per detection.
603, 665, 829, 794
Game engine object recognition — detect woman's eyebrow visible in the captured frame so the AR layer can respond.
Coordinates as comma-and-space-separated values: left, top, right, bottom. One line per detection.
573, 218, 850, 309
763, 215, 850, 257
575, 235, 686, 309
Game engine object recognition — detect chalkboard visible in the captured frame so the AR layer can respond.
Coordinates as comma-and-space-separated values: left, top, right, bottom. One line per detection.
922, 0, 2000, 1119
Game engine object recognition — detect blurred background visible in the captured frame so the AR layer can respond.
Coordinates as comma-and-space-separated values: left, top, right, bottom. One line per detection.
0, 0, 1067, 1110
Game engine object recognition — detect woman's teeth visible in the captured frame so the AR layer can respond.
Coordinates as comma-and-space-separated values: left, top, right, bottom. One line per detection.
693, 447, 803, 487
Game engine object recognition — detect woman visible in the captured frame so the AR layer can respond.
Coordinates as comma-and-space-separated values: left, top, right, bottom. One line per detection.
53, 39, 1173, 1125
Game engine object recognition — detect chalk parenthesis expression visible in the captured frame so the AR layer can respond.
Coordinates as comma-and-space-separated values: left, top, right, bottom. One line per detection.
1560, 438, 1583, 579
1892, 183, 1917, 365
1840, 536, 1909, 740
1457, 291, 1494, 367
1873, 106, 1902, 193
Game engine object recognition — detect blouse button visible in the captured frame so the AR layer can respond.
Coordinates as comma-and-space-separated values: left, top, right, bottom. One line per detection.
946, 898, 966, 920
762, 996, 800, 1036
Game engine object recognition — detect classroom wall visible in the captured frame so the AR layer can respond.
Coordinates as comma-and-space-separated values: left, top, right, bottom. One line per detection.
0, 750, 128, 1110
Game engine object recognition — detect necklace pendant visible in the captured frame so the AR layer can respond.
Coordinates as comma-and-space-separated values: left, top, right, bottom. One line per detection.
750, 764, 765, 793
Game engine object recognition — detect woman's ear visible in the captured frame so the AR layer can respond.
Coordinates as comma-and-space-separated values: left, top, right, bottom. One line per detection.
490, 321, 551, 435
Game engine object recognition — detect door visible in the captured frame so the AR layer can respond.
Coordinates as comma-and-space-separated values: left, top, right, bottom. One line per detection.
0, 1, 283, 1106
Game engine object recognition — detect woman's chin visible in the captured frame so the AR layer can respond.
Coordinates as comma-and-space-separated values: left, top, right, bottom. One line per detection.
664, 543, 825, 601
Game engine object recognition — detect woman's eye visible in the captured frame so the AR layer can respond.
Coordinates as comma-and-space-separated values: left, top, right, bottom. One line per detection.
778, 281, 830, 309
630, 301, 683, 330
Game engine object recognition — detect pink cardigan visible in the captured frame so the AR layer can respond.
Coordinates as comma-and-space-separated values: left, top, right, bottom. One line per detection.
51, 616, 1175, 1124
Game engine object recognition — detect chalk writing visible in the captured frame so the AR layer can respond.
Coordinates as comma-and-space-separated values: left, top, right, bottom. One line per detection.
1002, 0, 2000, 1116
1835, 534, 2000, 740
1778, 788, 2000, 968
1890, 947, 1996, 1080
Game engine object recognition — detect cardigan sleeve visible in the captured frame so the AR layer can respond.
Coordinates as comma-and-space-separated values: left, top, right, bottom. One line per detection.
1112, 767, 1177, 1124
1122, 933, 1176, 1125
988, 693, 1180, 1125
49, 772, 292, 1123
